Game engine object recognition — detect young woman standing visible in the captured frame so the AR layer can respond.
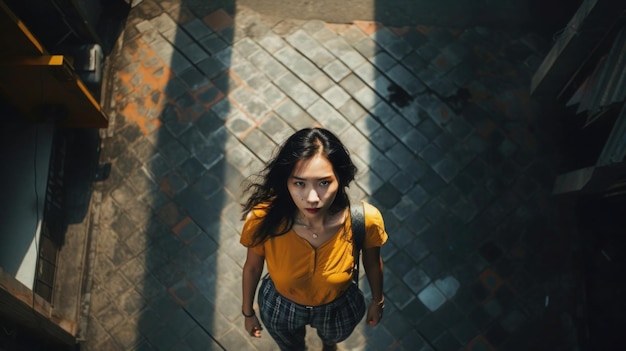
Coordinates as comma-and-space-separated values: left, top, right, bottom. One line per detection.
240, 128, 387, 350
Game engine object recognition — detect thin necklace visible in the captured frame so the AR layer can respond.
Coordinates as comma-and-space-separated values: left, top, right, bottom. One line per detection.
295, 219, 319, 239
296, 223, 318, 239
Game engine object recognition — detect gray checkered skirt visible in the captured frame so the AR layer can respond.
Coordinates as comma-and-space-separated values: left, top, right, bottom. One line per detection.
258, 277, 366, 351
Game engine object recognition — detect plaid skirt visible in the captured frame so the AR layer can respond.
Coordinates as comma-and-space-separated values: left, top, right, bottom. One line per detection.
258, 277, 366, 351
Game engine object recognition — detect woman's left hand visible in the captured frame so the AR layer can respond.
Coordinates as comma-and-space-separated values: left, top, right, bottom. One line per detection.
366, 299, 384, 326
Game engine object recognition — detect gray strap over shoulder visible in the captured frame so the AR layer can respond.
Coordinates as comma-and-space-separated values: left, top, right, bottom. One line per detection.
350, 202, 366, 284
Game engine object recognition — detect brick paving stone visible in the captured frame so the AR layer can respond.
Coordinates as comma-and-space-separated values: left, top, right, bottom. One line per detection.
198, 33, 228, 55
339, 127, 369, 155
386, 283, 416, 311
150, 12, 178, 34
178, 67, 209, 91
150, 36, 175, 62
339, 73, 368, 97
224, 111, 254, 137
415, 42, 441, 62
352, 110, 379, 135
387, 64, 427, 96
433, 157, 462, 184
385, 114, 412, 139
403, 267, 432, 294
274, 72, 319, 109
259, 113, 295, 144
135, 19, 155, 34
256, 31, 286, 54
369, 51, 397, 72
229, 60, 264, 88
162, 77, 187, 100
307, 100, 350, 135
249, 49, 289, 81
274, 46, 320, 81
339, 99, 370, 123
203, 9, 234, 32
373, 27, 412, 60
207, 98, 232, 122
382, 313, 412, 340
197, 85, 223, 107
390, 194, 418, 221
242, 128, 276, 163
401, 50, 428, 76
321, 36, 353, 58
213, 46, 234, 67
173, 92, 195, 112
195, 110, 222, 136
352, 36, 379, 60
370, 100, 396, 122
338, 49, 367, 70
307, 71, 335, 95
419, 167, 447, 196
418, 283, 447, 312
274, 99, 317, 130
231, 88, 272, 120
340, 25, 367, 43
181, 18, 214, 41
322, 59, 351, 82
353, 62, 380, 89
352, 85, 381, 111
321, 85, 350, 109
308, 25, 334, 42
430, 75, 459, 98
286, 29, 335, 67
233, 37, 262, 58
370, 126, 398, 152
386, 142, 414, 166
225, 143, 259, 172
258, 83, 286, 109
401, 128, 429, 154
301, 20, 325, 35
370, 159, 403, 195
169, 51, 194, 76
163, 27, 193, 48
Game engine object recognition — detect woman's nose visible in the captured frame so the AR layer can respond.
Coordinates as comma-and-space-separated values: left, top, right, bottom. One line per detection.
307, 189, 320, 202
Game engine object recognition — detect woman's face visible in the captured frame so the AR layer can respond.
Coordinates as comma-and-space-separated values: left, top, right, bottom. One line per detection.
287, 153, 339, 220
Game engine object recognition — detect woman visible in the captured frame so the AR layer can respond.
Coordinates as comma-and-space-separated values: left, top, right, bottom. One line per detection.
240, 128, 387, 351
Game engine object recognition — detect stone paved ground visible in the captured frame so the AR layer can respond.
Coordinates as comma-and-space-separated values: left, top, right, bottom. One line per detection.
81, 1, 583, 350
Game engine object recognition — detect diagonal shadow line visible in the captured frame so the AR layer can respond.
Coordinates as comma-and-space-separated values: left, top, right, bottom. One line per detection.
101, 1, 237, 350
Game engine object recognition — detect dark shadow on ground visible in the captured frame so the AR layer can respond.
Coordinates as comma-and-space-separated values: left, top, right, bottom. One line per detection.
363, 0, 585, 349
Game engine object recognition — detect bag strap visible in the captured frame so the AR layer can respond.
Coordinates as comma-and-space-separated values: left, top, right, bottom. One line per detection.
350, 202, 366, 284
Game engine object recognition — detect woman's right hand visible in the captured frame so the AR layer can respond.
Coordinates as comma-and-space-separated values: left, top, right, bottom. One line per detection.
245, 315, 263, 338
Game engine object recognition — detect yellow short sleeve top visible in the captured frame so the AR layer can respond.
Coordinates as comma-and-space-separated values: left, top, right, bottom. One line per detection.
240, 202, 388, 306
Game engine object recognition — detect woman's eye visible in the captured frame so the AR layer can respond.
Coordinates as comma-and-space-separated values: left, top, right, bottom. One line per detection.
320, 180, 330, 186
295, 181, 305, 187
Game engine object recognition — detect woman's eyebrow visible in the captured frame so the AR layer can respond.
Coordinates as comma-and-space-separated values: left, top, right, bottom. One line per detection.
290, 175, 333, 180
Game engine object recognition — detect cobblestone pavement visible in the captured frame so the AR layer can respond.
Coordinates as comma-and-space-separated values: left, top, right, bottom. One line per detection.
81, 1, 582, 350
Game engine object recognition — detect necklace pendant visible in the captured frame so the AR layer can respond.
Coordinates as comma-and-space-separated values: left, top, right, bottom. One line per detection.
312, 233, 318, 239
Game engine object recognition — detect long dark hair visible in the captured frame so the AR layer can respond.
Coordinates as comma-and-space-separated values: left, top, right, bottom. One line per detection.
241, 128, 357, 245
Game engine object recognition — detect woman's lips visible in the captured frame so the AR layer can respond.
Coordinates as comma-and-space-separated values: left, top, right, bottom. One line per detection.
305, 208, 320, 214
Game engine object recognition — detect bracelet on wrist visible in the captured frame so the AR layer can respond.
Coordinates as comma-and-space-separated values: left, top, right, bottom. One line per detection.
242, 309, 256, 318
371, 297, 385, 307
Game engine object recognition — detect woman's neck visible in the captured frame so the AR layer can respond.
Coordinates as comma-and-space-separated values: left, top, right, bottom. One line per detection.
296, 208, 345, 229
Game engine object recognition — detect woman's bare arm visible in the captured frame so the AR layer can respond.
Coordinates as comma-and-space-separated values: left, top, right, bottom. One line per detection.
242, 248, 265, 337
362, 246, 384, 326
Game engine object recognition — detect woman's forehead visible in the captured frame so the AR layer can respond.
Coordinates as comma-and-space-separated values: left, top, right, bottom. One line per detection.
290, 154, 335, 178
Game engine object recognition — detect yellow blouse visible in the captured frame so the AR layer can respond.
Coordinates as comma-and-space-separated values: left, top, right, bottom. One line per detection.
240, 202, 387, 306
